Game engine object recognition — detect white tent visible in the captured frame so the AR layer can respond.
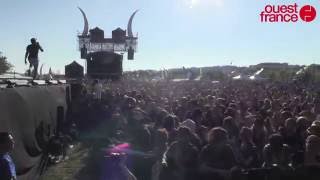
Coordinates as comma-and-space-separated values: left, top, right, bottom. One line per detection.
232, 74, 250, 80
0, 73, 32, 80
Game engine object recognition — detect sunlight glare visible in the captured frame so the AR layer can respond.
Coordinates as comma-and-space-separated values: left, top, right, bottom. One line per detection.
187, 0, 224, 9
189, 0, 198, 9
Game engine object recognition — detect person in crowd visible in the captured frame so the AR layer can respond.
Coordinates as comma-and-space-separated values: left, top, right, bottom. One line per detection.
191, 109, 208, 144
160, 127, 200, 180
238, 127, 259, 168
162, 115, 178, 144
222, 116, 239, 141
0, 132, 16, 180
304, 135, 320, 166
296, 116, 311, 150
262, 134, 290, 168
282, 118, 299, 149
252, 117, 267, 153
200, 127, 237, 170
307, 120, 320, 137
151, 129, 168, 180
179, 119, 196, 134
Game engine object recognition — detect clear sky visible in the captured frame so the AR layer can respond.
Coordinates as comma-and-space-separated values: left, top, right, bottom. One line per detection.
0, 0, 319, 73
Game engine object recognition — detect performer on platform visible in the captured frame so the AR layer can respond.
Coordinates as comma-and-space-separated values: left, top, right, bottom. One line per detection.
25, 38, 44, 79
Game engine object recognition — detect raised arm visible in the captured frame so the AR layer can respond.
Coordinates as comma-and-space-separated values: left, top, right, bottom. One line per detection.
37, 43, 44, 52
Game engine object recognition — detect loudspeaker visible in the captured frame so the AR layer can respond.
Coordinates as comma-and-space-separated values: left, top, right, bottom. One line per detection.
81, 47, 87, 59
128, 48, 134, 60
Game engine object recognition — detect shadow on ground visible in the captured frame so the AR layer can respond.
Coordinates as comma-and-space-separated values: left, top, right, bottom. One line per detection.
39, 119, 114, 180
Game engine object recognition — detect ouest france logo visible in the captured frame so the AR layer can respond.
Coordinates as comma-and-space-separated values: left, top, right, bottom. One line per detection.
260, 2, 317, 23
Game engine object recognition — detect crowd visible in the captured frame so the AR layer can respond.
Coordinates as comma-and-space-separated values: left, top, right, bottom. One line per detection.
2, 78, 320, 180
82, 79, 320, 180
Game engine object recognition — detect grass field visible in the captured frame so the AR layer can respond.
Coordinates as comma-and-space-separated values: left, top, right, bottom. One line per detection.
39, 119, 113, 180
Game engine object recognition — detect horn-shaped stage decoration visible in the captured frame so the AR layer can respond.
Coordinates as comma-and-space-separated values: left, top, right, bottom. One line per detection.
78, 7, 89, 36
127, 10, 139, 37
76, 8, 139, 78
40, 63, 44, 76
77, 8, 139, 55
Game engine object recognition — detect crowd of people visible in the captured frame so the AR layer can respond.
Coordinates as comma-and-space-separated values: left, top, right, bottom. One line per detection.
2, 78, 320, 180
79, 79, 320, 180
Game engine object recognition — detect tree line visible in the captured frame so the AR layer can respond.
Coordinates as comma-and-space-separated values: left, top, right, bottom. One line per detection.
0, 51, 13, 74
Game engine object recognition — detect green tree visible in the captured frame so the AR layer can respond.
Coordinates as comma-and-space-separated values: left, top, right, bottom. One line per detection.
269, 72, 277, 81
279, 70, 290, 82
0, 52, 13, 74
204, 70, 226, 81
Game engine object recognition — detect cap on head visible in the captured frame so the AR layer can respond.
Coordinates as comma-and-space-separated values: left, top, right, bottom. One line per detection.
208, 127, 228, 144
31, 38, 36, 44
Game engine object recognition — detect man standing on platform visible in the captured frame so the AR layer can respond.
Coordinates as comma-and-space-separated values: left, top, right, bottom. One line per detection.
25, 38, 44, 79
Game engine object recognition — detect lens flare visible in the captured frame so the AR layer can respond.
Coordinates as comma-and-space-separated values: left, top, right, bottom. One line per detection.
187, 0, 224, 9
189, 0, 198, 8
108, 143, 130, 153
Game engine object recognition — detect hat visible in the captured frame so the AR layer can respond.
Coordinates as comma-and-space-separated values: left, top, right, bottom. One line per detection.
30, 38, 37, 43
180, 119, 196, 133
307, 121, 320, 137
306, 135, 320, 150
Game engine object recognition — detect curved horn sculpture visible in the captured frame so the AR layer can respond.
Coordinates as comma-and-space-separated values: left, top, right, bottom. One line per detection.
78, 7, 89, 36
127, 10, 139, 37
40, 63, 45, 76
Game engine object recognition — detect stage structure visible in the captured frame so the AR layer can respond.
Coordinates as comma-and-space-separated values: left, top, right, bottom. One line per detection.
65, 61, 84, 79
78, 8, 139, 79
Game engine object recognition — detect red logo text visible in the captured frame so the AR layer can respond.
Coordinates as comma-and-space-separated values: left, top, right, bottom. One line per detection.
260, 3, 316, 23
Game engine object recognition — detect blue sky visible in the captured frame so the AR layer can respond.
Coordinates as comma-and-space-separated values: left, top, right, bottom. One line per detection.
0, 0, 319, 73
